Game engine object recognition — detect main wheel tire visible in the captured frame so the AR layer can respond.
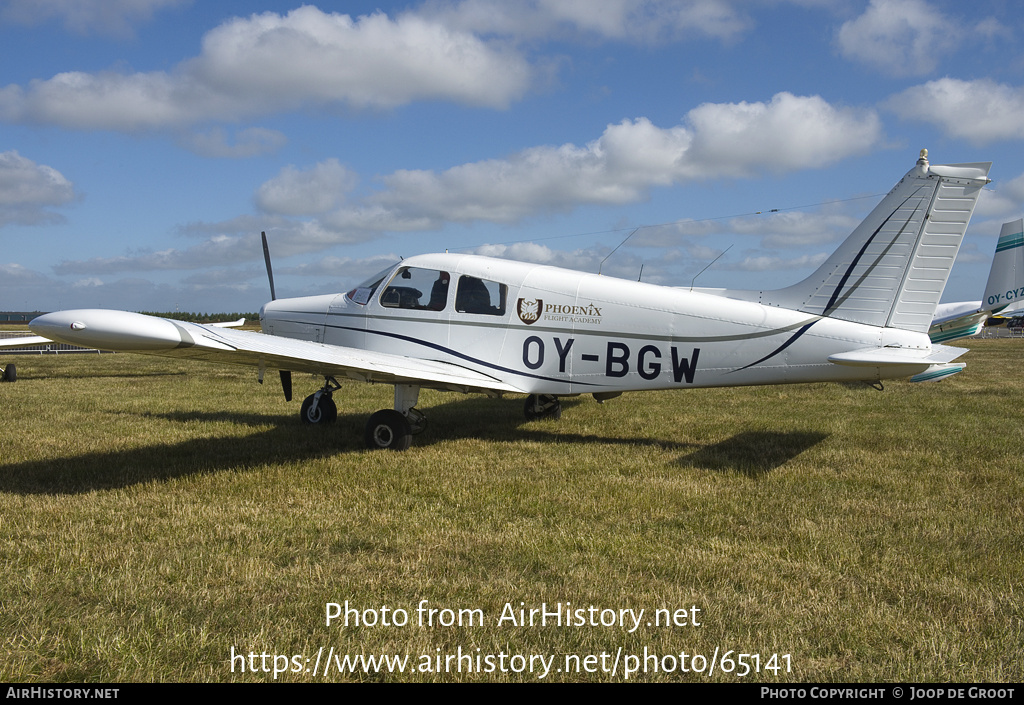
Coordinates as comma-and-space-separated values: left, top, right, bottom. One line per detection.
364, 409, 412, 451
523, 394, 561, 420
2, 364, 15, 383
300, 393, 337, 424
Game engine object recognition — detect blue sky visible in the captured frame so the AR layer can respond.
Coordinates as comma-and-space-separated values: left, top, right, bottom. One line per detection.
2, 0, 1024, 313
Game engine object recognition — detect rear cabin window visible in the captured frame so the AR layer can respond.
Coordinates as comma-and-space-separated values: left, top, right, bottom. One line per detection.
379, 267, 450, 311
455, 276, 507, 316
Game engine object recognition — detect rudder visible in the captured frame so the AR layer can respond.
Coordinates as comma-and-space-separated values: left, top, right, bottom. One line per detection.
762, 150, 991, 333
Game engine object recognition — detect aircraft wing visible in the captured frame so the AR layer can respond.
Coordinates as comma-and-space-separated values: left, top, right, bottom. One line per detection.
29, 309, 526, 395
0, 318, 242, 349
0, 335, 55, 349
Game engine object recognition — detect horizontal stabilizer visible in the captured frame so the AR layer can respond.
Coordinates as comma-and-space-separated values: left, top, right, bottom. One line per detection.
828, 344, 967, 368
929, 313, 986, 343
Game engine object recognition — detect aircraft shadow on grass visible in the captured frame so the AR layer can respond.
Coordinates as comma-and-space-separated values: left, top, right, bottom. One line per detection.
674, 430, 829, 478
1, 396, 826, 495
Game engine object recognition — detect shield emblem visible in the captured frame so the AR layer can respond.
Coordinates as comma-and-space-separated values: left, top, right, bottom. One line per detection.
517, 298, 542, 325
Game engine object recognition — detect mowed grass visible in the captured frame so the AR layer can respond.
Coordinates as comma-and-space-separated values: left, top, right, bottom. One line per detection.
1, 341, 1021, 682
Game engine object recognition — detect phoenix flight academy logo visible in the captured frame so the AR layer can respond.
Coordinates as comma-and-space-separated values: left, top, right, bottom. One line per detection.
517, 298, 604, 326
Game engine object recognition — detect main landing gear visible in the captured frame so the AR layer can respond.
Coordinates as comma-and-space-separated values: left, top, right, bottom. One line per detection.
364, 385, 426, 451
297, 381, 562, 451
1, 363, 16, 383
299, 378, 426, 451
523, 394, 561, 420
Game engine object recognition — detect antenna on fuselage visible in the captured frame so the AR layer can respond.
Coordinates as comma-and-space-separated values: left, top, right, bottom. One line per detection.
689, 244, 732, 291
261, 231, 292, 402
598, 227, 639, 275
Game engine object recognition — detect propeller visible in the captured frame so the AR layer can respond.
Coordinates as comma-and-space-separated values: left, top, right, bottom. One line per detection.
262, 231, 292, 402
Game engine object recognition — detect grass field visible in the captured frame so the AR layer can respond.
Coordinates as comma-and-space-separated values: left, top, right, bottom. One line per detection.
1, 340, 1021, 682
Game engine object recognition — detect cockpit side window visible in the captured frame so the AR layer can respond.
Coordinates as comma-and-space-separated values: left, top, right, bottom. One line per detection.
379, 267, 450, 311
455, 276, 507, 316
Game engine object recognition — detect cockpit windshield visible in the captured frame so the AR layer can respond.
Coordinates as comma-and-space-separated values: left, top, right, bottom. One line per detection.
346, 263, 398, 305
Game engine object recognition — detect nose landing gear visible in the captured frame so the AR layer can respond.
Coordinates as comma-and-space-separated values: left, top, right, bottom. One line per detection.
299, 377, 340, 424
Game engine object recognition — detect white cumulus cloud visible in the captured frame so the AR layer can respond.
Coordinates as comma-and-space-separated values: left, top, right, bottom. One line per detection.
177, 127, 288, 159
0, 0, 189, 37
421, 0, 752, 42
733, 252, 830, 272
975, 172, 1024, 219
53, 93, 881, 275
886, 78, 1024, 145
0, 6, 532, 131
354, 92, 880, 226
0, 150, 77, 227
726, 210, 863, 248
256, 160, 359, 216
683, 93, 881, 177
836, 0, 960, 76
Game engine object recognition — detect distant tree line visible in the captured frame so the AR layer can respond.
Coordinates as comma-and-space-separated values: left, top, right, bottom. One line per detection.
138, 312, 259, 323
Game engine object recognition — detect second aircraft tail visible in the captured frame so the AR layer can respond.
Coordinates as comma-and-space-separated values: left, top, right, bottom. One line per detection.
982, 218, 1024, 314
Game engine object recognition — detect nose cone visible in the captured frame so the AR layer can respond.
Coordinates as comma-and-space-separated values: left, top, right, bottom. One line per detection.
259, 293, 342, 336
30, 310, 188, 351
259, 299, 284, 333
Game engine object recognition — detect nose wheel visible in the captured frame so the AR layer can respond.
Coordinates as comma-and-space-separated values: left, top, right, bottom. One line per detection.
300, 392, 337, 424
299, 377, 340, 424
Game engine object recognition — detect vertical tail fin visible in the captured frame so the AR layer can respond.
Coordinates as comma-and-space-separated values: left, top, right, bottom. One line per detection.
982, 218, 1024, 314
763, 150, 991, 333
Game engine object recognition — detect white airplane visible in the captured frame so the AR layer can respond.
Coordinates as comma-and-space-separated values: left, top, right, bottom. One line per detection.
25, 150, 991, 450
928, 218, 1024, 343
